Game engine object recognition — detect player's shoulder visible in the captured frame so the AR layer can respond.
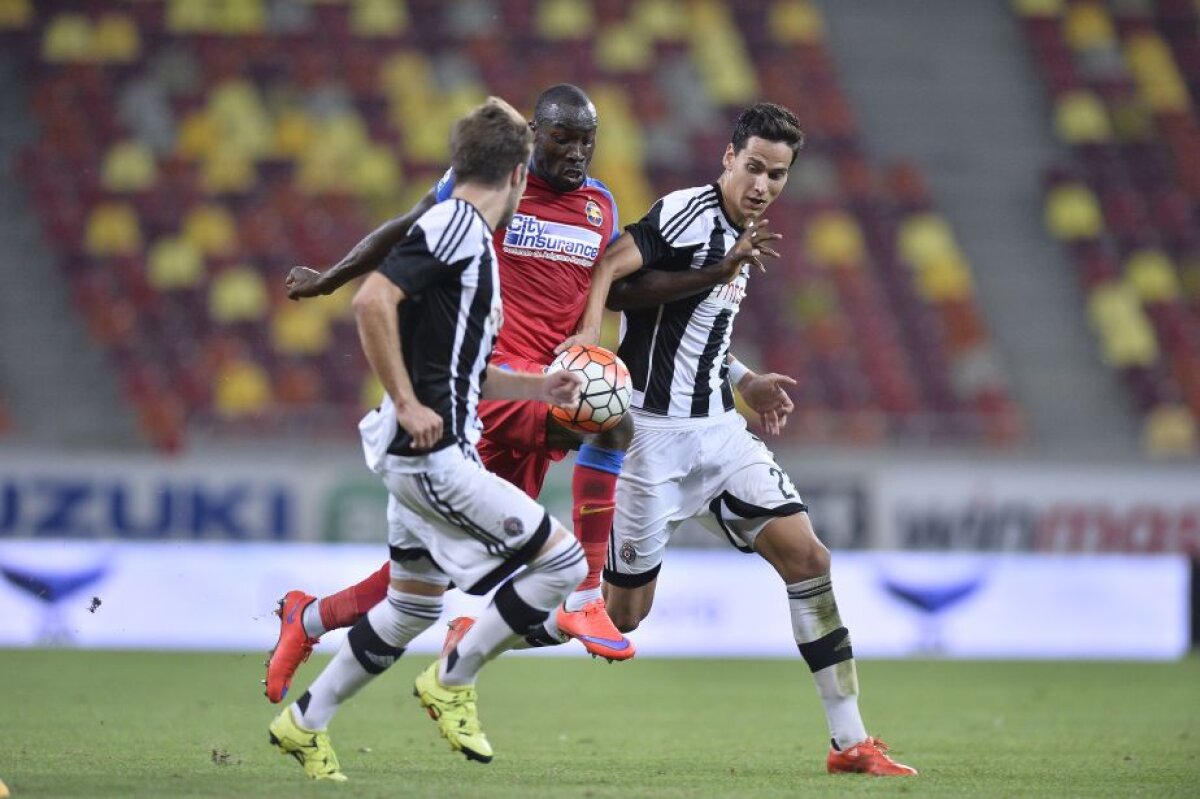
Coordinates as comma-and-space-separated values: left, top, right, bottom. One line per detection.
582, 176, 617, 207
652, 184, 720, 242
658, 183, 718, 216
414, 198, 490, 260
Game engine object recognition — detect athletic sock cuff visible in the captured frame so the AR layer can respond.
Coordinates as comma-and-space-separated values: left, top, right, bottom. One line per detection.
576, 444, 625, 475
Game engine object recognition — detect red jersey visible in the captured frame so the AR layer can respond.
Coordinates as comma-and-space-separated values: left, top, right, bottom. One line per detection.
435, 169, 620, 362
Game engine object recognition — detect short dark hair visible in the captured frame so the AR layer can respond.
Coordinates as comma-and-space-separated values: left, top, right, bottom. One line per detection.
731, 102, 805, 164
533, 83, 596, 128
451, 97, 534, 186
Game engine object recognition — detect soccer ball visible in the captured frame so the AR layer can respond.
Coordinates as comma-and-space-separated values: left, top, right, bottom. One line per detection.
547, 345, 631, 434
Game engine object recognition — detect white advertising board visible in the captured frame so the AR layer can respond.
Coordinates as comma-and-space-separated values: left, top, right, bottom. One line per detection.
0, 541, 1188, 659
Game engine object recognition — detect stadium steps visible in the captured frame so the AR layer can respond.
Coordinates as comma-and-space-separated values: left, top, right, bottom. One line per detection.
817, 0, 1139, 458
0, 50, 142, 450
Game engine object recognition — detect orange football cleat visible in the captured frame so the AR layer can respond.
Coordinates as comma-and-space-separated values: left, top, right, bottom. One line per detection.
441, 616, 476, 657
555, 598, 635, 661
265, 590, 320, 703
827, 737, 917, 776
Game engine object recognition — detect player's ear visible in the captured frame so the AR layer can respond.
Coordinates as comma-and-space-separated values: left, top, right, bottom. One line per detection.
722, 143, 736, 173
511, 162, 528, 190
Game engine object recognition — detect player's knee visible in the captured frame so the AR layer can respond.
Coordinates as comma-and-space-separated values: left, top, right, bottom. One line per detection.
781, 540, 830, 582
533, 533, 587, 595
594, 412, 634, 451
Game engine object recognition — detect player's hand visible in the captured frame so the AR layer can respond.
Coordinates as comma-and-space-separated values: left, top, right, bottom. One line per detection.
395, 402, 443, 450
285, 266, 327, 300
540, 369, 584, 408
554, 325, 599, 355
723, 218, 782, 279
738, 372, 796, 437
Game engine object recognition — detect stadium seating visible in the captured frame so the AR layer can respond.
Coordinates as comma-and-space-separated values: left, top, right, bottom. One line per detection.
1018, 0, 1200, 456
14, 0, 1022, 449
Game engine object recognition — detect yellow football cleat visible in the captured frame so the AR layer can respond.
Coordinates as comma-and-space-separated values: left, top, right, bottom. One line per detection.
268, 706, 347, 782
413, 661, 494, 763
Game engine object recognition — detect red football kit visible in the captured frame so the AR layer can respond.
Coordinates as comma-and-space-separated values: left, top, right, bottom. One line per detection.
436, 168, 621, 497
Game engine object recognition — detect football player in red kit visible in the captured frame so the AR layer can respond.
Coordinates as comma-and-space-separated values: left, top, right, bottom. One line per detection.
266, 84, 633, 704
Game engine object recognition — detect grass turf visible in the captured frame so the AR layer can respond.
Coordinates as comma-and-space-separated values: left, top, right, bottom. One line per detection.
1, 650, 1197, 798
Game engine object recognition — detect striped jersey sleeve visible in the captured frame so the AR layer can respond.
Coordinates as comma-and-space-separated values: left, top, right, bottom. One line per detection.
379, 198, 482, 296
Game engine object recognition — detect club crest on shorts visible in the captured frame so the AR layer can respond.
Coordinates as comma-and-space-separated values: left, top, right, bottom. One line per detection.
619, 541, 636, 565
503, 517, 524, 537
585, 199, 603, 227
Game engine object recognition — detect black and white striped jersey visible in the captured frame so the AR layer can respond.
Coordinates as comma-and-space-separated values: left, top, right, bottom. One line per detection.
619, 183, 748, 418
377, 198, 502, 456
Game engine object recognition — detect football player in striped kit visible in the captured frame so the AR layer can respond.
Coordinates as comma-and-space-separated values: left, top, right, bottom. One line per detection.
268, 98, 588, 779
591, 102, 917, 777
266, 85, 637, 706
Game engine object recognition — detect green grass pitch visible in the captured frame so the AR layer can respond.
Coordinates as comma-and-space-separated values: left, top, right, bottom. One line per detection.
2, 650, 1197, 797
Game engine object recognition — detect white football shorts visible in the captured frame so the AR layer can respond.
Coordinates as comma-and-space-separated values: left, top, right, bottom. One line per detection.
605, 410, 807, 587
380, 446, 557, 595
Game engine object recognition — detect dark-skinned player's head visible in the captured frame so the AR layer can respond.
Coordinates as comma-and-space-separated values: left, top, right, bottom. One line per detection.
451, 97, 534, 227
719, 102, 805, 225
530, 83, 598, 193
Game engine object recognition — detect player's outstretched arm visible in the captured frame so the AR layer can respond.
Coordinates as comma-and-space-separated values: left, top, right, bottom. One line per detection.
728, 354, 796, 437
607, 219, 782, 312
352, 273, 442, 449
286, 188, 439, 300
483, 366, 583, 406
557, 234, 645, 352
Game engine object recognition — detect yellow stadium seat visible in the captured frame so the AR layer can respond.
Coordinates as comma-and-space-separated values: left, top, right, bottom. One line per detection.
379, 52, 434, 100
200, 149, 256, 194
101, 140, 158, 192
220, 0, 265, 34
1125, 249, 1180, 302
537, 0, 595, 40
182, 204, 239, 258
351, 0, 409, 36
1064, 3, 1115, 51
85, 202, 143, 257
361, 372, 385, 410
595, 23, 654, 72
214, 358, 272, 418
209, 266, 268, 323
805, 211, 866, 268
42, 14, 92, 63
1011, 0, 1064, 16
273, 110, 316, 160
898, 213, 959, 266
1044, 182, 1104, 240
0, 0, 32, 30
148, 236, 204, 291
1087, 282, 1158, 366
92, 13, 141, 62
769, 0, 826, 45
1142, 404, 1197, 457
271, 302, 332, 355
631, 0, 687, 41
1054, 91, 1113, 143
166, 0, 213, 33
176, 111, 218, 160
209, 80, 273, 160
1124, 32, 1191, 112
688, 1, 759, 105
350, 145, 402, 197
914, 251, 974, 302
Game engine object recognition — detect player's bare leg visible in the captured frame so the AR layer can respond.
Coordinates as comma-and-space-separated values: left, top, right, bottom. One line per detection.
265, 563, 390, 702
546, 413, 636, 661
754, 512, 917, 776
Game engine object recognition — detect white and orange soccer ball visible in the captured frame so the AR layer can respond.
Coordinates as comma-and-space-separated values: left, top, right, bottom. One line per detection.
547, 345, 631, 434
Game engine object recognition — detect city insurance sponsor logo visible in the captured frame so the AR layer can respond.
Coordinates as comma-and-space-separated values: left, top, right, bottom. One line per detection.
0, 473, 294, 539
503, 214, 602, 267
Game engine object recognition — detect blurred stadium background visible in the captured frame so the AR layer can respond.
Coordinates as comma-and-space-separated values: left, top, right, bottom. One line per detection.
0, 0, 1197, 704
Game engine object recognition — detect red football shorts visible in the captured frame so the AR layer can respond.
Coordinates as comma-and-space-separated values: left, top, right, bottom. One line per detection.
477, 352, 570, 500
